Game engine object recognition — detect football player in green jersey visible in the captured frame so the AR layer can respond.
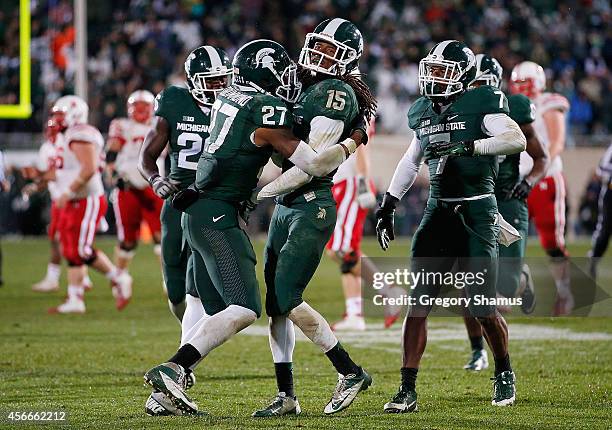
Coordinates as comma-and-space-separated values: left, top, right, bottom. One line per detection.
461, 54, 550, 373
138, 45, 232, 415
143, 39, 365, 415
251, 18, 376, 417
375, 41, 526, 411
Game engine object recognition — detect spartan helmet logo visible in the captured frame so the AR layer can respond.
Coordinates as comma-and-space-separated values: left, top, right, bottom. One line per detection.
463, 47, 476, 69
255, 47, 281, 80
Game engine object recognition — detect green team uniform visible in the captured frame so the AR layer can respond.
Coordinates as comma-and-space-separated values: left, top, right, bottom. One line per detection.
495, 93, 535, 297
264, 79, 358, 316
155, 85, 211, 302
407, 85, 508, 317
182, 86, 286, 317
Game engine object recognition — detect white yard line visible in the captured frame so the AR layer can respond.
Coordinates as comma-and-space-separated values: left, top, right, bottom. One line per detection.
242, 322, 612, 345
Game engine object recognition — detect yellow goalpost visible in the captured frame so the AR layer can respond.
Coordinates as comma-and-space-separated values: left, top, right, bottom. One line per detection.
0, 0, 31, 119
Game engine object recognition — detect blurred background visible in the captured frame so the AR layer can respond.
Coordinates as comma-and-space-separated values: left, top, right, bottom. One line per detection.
0, 0, 610, 240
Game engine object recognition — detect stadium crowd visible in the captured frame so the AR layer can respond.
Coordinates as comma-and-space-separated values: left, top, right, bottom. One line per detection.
0, 0, 611, 135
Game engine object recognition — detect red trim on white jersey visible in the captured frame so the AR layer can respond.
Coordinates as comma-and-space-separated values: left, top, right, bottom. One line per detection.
78, 196, 101, 259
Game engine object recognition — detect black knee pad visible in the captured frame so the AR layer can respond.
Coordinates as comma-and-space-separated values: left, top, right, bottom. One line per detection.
119, 242, 137, 252
66, 259, 84, 267
340, 251, 359, 274
83, 249, 98, 266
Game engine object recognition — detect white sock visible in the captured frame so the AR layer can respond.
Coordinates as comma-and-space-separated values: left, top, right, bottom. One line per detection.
83, 274, 92, 286
288, 301, 338, 353
269, 316, 295, 363
105, 267, 119, 282
345, 297, 363, 317
181, 295, 207, 346
186, 305, 257, 357
46, 263, 61, 282
67, 284, 85, 300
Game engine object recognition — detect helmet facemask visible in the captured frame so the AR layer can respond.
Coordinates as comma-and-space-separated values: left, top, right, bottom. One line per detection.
275, 63, 302, 103
187, 68, 233, 106
470, 72, 501, 89
419, 57, 469, 98
299, 33, 357, 76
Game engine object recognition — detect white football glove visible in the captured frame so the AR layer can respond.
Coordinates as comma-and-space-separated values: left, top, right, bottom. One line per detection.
149, 174, 179, 199
356, 176, 377, 209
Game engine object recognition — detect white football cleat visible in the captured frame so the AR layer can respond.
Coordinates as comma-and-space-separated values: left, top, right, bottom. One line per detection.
111, 271, 133, 311
145, 391, 184, 416
48, 296, 86, 314
332, 315, 366, 331
32, 278, 59, 293
83, 276, 93, 291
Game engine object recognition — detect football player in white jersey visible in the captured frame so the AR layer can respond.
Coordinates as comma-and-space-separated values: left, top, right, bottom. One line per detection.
326, 120, 405, 330
510, 61, 573, 315
26, 118, 93, 293
105, 90, 163, 277
47, 95, 132, 314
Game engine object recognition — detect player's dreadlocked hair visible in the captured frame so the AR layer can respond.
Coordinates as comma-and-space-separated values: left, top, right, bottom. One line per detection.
297, 66, 378, 121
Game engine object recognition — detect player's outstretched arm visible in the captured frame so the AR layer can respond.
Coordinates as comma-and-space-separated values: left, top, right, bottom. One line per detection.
473, 114, 526, 156
254, 126, 358, 177
255, 118, 367, 200
138, 116, 177, 199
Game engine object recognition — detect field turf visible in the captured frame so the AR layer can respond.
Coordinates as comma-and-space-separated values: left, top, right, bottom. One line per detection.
1, 237, 610, 429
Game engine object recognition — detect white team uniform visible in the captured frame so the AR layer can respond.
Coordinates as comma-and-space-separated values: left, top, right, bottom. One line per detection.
519, 92, 569, 179
519, 92, 570, 252
36, 137, 62, 201
56, 124, 105, 199
108, 118, 153, 189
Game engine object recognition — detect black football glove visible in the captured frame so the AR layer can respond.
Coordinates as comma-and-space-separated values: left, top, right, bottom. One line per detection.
509, 178, 533, 200
430, 140, 475, 158
238, 194, 258, 225
149, 174, 179, 199
116, 177, 126, 191
375, 192, 399, 251
349, 112, 369, 146
170, 184, 201, 212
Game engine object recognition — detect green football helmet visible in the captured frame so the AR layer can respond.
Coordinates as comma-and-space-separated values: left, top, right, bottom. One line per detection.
298, 18, 363, 76
470, 54, 503, 89
184, 45, 233, 106
233, 39, 302, 103
418, 40, 476, 99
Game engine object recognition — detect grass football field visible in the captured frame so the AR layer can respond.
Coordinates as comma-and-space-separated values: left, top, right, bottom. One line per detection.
1, 237, 611, 429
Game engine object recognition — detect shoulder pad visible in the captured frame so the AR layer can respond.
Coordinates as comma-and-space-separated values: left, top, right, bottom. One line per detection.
155, 86, 189, 117
538, 92, 569, 114
407, 97, 432, 130
507, 94, 535, 125
108, 118, 129, 138
65, 124, 104, 148
453, 86, 509, 115
301, 79, 358, 122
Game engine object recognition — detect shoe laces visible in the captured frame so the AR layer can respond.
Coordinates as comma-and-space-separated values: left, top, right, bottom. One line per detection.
332, 374, 352, 400
264, 394, 285, 409
392, 385, 409, 402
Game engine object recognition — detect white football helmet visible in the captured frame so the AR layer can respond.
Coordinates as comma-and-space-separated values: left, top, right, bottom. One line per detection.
127, 90, 155, 122
510, 61, 546, 96
51, 95, 89, 129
